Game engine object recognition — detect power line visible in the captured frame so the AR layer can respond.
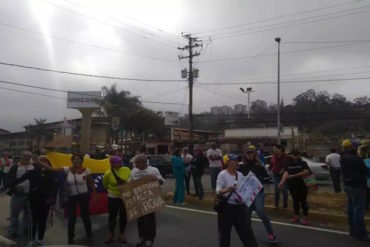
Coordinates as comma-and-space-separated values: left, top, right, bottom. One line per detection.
0, 86, 66, 100
0, 80, 187, 105
198, 76, 370, 86
0, 22, 178, 63
0, 61, 186, 82
61, 0, 180, 41
198, 41, 370, 63
201, 44, 276, 82
46, 0, 178, 49
283, 40, 370, 44
193, 0, 360, 35
204, 5, 370, 40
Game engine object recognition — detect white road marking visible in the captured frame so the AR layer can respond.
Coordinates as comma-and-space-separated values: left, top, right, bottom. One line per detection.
0, 235, 16, 246
165, 205, 348, 235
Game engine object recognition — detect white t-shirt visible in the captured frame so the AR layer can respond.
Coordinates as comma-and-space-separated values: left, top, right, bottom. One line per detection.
15, 164, 34, 193
216, 170, 244, 205
182, 154, 193, 165
130, 166, 164, 183
64, 167, 92, 195
326, 153, 341, 169
207, 148, 223, 168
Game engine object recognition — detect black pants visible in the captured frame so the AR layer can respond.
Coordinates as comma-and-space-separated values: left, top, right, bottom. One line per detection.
330, 168, 342, 193
193, 173, 203, 196
67, 193, 92, 241
289, 181, 309, 216
137, 213, 156, 242
218, 203, 258, 247
0, 171, 3, 186
108, 197, 127, 235
184, 167, 191, 194
29, 197, 51, 240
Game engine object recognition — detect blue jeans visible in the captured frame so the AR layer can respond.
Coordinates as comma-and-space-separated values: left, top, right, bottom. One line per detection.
273, 174, 288, 207
173, 172, 185, 204
9, 194, 31, 235
211, 167, 221, 192
344, 186, 368, 238
250, 189, 273, 234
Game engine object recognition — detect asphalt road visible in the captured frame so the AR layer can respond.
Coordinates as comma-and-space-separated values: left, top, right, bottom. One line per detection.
0, 196, 368, 247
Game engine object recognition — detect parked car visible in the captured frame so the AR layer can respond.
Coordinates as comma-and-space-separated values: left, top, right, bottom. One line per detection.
147, 154, 173, 178
265, 156, 330, 181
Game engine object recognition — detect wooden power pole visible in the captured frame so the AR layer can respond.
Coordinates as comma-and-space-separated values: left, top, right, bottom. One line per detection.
178, 34, 202, 151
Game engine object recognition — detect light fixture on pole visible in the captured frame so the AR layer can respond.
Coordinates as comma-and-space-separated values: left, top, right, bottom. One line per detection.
275, 37, 281, 145
240, 87, 254, 119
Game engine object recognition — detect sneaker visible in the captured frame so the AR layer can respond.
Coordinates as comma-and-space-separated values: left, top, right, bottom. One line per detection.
119, 234, 128, 244
301, 216, 310, 226
290, 215, 300, 224
105, 233, 115, 244
268, 234, 279, 243
144, 240, 153, 247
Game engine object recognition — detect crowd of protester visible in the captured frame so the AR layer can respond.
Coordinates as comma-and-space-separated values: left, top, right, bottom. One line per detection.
0, 138, 369, 246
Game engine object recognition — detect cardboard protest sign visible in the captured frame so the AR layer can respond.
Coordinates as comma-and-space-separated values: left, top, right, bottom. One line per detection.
236, 172, 263, 207
120, 176, 165, 221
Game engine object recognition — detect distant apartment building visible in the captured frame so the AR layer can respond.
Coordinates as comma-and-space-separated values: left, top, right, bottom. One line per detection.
234, 104, 248, 114
219, 105, 233, 115
211, 106, 219, 115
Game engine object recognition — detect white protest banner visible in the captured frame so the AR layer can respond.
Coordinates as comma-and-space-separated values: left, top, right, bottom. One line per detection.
236, 172, 263, 207
120, 176, 165, 221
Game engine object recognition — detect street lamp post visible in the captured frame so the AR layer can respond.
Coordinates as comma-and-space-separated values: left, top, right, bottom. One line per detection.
275, 37, 281, 145
240, 87, 254, 119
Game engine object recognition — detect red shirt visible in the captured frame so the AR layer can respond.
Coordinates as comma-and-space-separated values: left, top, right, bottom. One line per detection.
270, 154, 288, 175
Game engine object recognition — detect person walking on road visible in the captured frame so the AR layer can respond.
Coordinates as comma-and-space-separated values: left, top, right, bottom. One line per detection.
269, 144, 288, 208
181, 148, 193, 195
190, 147, 206, 200
130, 154, 165, 247
171, 149, 185, 205
103, 155, 131, 244
3, 155, 58, 245
216, 153, 258, 247
41, 153, 97, 244
326, 148, 342, 193
5, 151, 34, 238
239, 147, 278, 243
340, 139, 369, 241
279, 150, 311, 225
207, 142, 223, 193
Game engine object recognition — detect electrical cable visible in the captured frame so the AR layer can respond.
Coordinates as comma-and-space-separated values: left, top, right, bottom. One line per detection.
0, 22, 178, 63
193, 0, 360, 35
0, 61, 186, 82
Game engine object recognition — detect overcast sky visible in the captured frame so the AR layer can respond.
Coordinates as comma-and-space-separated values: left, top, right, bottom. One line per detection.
1, 0, 370, 132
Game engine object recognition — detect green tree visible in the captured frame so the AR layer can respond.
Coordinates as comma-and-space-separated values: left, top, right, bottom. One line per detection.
26, 118, 47, 150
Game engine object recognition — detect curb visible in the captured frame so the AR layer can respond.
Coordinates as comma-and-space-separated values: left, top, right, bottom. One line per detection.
165, 192, 370, 226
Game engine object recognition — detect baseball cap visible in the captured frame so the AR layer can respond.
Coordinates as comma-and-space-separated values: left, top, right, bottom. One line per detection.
223, 153, 241, 164
248, 145, 256, 151
110, 155, 122, 164
342, 139, 352, 148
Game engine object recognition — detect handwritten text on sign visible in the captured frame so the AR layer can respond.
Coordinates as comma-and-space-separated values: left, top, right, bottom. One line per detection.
120, 176, 165, 221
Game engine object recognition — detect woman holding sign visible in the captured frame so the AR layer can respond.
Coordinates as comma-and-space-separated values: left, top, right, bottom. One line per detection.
239, 147, 278, 244
103, 155, 131, 244
279, 150, 311, 225
216, 154, 258, 247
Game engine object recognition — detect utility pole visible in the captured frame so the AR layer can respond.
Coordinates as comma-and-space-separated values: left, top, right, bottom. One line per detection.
178, 34, 202, 151
275, 37, 281, 145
